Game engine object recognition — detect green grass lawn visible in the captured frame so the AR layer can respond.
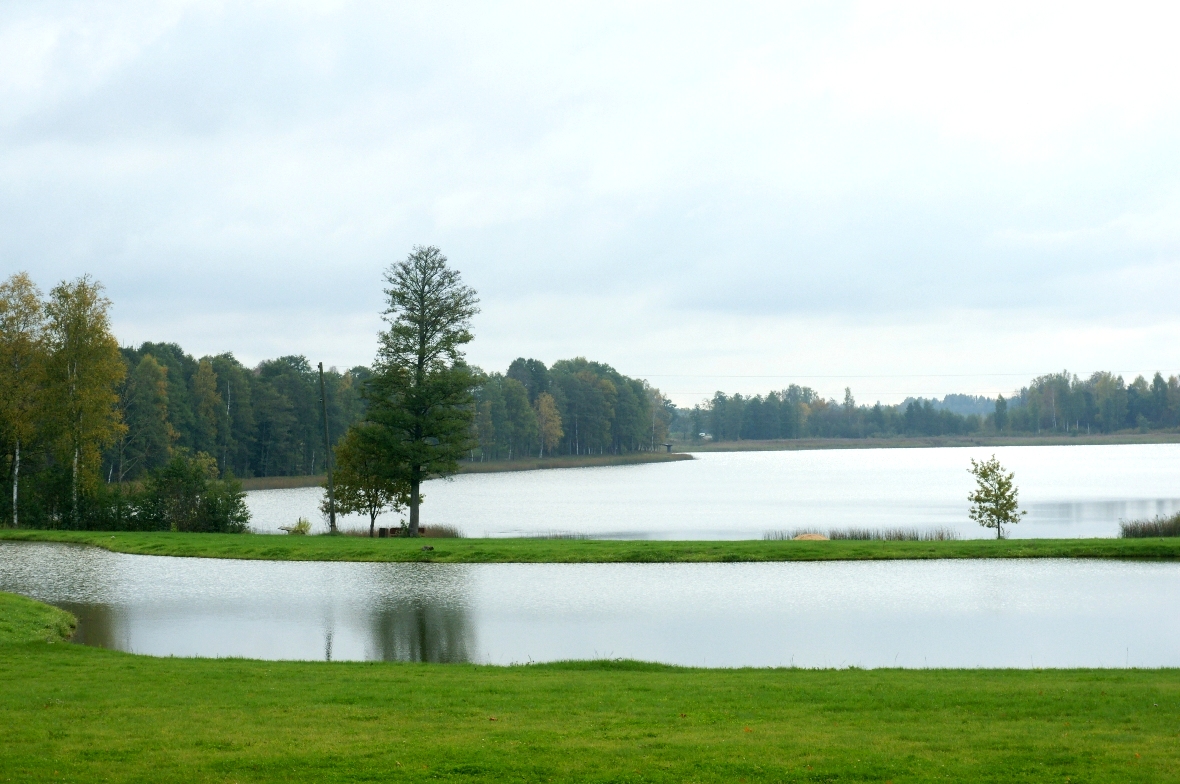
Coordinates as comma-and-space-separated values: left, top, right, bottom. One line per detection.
1, 617, 1177, 782
3, 528, 1180, 563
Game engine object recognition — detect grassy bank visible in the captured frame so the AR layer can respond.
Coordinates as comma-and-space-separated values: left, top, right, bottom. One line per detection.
5, 529, 1180, 563
680, 432, 1180, 452
1, 636, 1177, 782
0, 591, 76, 645
239, 452, 691, 490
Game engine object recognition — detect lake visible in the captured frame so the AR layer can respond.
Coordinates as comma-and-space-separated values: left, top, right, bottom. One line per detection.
247, 445, 1180, 538
2, 542, 1177, 667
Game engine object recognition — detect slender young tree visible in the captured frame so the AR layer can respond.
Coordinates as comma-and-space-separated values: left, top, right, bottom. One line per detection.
325, 424, 408, 536
44, 276, 126, 525
967, 454, 1026, 539
366, 246, 479, 536
0, 273, 46, 528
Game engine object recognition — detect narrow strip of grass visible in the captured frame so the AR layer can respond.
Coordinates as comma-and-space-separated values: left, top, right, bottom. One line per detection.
5, 528, 1180, 563
456, 451, 692, 473
239, 453, 692, 490
1, 639, 1177, 782
0, 591, 76, 644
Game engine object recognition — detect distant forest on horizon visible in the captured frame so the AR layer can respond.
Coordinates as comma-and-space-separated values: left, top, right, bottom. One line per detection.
107, 340, 1180, 481
677, 370, 1180, 442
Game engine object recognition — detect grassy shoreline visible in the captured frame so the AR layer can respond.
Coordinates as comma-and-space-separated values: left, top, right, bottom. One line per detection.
678, 431, 1180, 452
4, 529, 1180, 563
239, 452, 691, 490
1, 631, 1177, 781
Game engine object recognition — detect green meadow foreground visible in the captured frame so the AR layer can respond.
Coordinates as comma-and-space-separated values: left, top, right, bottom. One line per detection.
1, 594, 1178, 783
4, 528, 1180, 563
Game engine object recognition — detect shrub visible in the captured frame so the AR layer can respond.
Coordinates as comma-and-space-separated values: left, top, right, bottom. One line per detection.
135, 450, 250, 533
279, 517, 312, 535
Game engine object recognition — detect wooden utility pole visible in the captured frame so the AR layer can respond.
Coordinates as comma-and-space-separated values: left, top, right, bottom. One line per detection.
318, 362, 337, 533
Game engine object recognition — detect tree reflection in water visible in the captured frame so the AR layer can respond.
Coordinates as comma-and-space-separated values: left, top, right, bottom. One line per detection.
364, 563, 475, 662
367, 601, 474, 662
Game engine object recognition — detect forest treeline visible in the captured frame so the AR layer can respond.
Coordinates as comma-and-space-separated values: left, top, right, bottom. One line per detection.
0, 274, 252, 531
0, 270, 673, 531
473, 357, 672, 460
4, 268, 1178, 532
676, 370, 1180, 441
113, 344, 369, 481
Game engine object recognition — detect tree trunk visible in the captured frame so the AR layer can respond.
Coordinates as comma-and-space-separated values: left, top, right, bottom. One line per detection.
11, 438, 18, 529
408, 473, 420, 536
370, 510, 376, 537
72, 445, 79, 526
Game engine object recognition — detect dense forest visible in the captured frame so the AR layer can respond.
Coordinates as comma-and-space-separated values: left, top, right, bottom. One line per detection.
674, 371, 1180, 441
473, 357, 673, 460
113, 343, 369, 481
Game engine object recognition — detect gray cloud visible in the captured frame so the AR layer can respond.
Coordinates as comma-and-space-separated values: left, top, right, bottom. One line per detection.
3, 2, 1179, 399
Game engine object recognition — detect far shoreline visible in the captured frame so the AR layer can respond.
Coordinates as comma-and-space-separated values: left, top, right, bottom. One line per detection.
677, 432, 1180, 453
239, 451, 692, 491
236, 433, 1180, 490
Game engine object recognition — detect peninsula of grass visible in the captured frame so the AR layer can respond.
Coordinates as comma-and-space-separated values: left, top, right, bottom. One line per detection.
5, 528, 1180, 563
239, 452, 692, 490
1, 599, 1178, 783
0, 591, 76, 645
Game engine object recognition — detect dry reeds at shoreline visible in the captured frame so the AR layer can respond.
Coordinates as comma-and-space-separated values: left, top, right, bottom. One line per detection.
330, 524, 465, 539
763, 526, 961, 542
1119, 513, 1180, 538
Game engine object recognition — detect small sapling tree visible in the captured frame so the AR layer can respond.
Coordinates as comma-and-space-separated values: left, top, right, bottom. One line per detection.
324, 423, 408, 536
967, 455, 1026, 539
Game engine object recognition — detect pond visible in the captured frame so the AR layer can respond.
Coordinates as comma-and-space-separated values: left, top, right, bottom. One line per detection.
247, 444, 1180, 538
3, 542, 1178, 668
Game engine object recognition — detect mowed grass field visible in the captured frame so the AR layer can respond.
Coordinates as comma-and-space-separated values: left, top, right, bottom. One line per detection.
4, 528, 1180, 563
0, 592, 1178, 782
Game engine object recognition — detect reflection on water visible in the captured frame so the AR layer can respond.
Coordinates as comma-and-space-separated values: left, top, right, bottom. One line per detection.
245, 444, 1180, 539
368, 603, 473, 663
57, 602, 125, 650
4, 541, 1180, 668
0, 542, 476, 662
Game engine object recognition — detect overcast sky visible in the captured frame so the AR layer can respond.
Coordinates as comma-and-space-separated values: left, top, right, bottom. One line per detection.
3, 2, 1179, 405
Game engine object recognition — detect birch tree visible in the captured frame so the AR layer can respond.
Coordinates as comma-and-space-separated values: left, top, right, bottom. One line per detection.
44, 276, 126, 525
0, 273, 46, 528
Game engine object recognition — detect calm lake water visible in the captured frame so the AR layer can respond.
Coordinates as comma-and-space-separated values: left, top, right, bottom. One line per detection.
2, 542, 1177, 667
247, 445, 1180, 538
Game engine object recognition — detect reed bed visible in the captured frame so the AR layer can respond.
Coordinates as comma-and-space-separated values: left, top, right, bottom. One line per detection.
1119, 513, 1180, 538
764, 526, 961, 542
330, 524, 464, 538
